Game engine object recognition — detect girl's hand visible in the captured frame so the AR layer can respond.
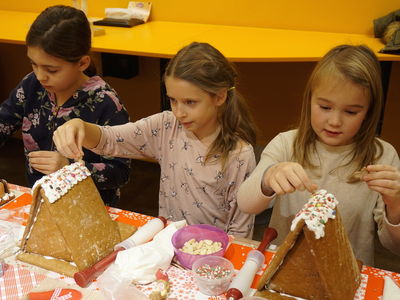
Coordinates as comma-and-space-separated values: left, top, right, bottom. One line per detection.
363, 164, 400, 223
28, 151, 69, 175
53, 119, 85, 160
262, 162, 318, 196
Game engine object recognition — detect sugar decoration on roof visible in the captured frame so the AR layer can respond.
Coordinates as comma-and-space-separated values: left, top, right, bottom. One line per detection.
290, 189, 338, 239
32, 161, 91, 203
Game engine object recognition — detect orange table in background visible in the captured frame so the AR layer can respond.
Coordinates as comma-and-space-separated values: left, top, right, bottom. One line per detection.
1, 186, 400, 300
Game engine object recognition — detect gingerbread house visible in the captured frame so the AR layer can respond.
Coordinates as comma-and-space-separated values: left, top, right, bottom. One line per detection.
0, 179, 15, 206
17, 161, 136, 277
256, 190, 361, 300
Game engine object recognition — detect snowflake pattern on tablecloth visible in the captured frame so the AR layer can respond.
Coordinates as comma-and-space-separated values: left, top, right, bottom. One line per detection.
362, 265, 400, 282
354, 274, 367, 299
136, 266, 200, 300
0, 263, 46, 300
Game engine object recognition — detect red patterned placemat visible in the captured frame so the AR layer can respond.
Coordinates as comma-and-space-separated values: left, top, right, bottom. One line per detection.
0, 263, 46, 300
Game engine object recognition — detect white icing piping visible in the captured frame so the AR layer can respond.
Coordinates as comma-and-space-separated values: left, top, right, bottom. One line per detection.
290, 189, 338, 239
25, 198, 44, 241
0, 192, 15, 202
41, 255, 77, 267
32, 161, 90, 203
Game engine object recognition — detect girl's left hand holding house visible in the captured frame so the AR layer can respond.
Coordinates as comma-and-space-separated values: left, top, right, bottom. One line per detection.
28, 150, 69, 175
363, 164, 400, 224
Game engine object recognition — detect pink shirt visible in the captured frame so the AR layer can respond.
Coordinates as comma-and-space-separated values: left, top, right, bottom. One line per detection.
92, 111, 256, 238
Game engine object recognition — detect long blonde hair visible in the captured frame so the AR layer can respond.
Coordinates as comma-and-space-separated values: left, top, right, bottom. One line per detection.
164, 42, 257, 167
293, 45, 383, 179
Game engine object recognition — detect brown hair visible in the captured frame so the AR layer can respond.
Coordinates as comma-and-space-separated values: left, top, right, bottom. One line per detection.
26, 5, 96, 76
293, 44, 383, 180
164, 42, 257, 167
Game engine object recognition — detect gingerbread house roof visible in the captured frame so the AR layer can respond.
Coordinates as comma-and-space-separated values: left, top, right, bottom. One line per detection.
256, 190, 361, 300
17, 161, 136, 277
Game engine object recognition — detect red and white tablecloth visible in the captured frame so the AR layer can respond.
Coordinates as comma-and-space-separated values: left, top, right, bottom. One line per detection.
1, 189, 399, 300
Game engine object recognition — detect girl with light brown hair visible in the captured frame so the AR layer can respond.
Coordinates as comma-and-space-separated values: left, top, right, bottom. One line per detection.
238, 44, 400, 266
53, 42, 258, 238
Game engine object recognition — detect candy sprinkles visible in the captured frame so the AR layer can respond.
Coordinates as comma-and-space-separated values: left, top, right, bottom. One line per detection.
31, 161, 91, 203
290, 189, 338, 239
195, 264, 232, 279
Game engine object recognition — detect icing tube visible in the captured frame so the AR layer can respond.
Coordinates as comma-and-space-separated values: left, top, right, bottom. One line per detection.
115, 216, 167, 250
226, 227, 277, 300
74, 216, 167, 287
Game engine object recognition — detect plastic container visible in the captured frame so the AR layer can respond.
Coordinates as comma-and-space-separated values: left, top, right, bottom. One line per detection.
171, 224, 229, 269
227, 249, 265, 297
192, 255, 234, 296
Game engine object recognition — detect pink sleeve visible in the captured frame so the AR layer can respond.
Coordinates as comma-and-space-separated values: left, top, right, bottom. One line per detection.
92, 112, 169, 161
225, 145, 257, 238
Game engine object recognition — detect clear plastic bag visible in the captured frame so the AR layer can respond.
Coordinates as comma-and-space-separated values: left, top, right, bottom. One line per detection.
0, 220, 25, 258
97, 263, 150, 300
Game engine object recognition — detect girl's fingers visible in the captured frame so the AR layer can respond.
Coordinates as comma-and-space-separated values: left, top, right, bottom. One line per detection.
274, 172, 296, 194
265, 162, 317, 195
269, 178, 284, 195
286, 169, 306, 191
366, 164, 396, 173
364, 171, 398, 182
292, 166, 317, 193
53, 126, 82, 159
75, 128, 85, 158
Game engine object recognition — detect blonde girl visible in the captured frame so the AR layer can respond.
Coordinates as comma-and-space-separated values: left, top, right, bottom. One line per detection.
54, 42, 257, 238
238, 45, 400, 265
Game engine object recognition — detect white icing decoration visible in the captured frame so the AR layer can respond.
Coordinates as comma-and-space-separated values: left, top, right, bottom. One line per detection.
32, 161, 91, 203
290, 189, 338, 239
42, 255, 77, 266
25, 198, 44, 241
0, 192, 14, 202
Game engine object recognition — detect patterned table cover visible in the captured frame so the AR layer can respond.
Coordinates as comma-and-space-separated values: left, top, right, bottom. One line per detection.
0, 185, 399, 300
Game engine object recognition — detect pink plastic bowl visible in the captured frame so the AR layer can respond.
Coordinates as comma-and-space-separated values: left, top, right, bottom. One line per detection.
171, 224, 229, 269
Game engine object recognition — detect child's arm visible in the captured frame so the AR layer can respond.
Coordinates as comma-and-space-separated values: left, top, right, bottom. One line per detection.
55, 111, 175, 164
364, 164, 400, 224
238, 133, 317, 214
53, 118, 101, 160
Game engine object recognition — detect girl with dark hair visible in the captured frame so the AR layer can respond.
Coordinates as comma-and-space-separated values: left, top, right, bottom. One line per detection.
0, 5, 131, 206
238, 44, 400, 266
53, 42, 257, 238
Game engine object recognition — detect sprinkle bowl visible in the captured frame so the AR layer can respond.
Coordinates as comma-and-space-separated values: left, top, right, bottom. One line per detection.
192, 255, 234, 296
171, 224, 229, 269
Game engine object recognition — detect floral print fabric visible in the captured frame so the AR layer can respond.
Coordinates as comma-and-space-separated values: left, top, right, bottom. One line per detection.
0, 72, 131, 205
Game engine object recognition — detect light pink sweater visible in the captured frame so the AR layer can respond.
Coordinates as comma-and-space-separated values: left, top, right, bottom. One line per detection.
92, 111, 256, 238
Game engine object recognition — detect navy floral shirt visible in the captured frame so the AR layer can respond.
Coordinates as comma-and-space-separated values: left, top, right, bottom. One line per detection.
0, 72, 131, 206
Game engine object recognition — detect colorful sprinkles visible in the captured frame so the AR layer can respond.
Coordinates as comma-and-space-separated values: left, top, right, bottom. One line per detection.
291, 189, 338, 239
195, 264, 232, 279
32, 161, 91, 203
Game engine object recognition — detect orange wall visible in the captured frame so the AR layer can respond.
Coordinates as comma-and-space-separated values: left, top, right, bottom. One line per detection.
1, 0, 399, 35
0, 1, 399, 152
